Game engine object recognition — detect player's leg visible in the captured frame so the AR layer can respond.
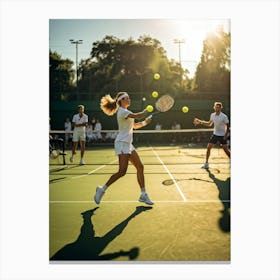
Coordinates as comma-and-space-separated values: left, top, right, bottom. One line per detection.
65, 133, 69, 147
94, 154, 130, 204
70, 141, 78, 162
129, 150, 153, 205
206, 143, 215, 163
79, 140, 86, 165
219, 136, 230, 158
70, 129, 78, 163
75, 130, 86, 165
105, 154, 130, 186
129, 150, 145, 189
221, 144, 230, 158
202, 134, 216, 168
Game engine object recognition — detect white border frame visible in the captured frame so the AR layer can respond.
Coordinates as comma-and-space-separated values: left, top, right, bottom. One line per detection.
1, 0, 279, 279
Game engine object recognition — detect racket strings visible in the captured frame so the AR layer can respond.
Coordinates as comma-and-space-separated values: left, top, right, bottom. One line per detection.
155, 95, 174, 112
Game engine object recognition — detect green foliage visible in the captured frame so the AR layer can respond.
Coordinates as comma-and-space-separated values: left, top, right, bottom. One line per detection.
49, 30, 231, 102
78, 35, 186, 97
49, 51, 75, 101
193, 27, 231, 92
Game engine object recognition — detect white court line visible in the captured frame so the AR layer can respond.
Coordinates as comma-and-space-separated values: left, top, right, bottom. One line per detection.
49, 200, 230, 203
151, 147, 187, 202
70, 159, 118, 180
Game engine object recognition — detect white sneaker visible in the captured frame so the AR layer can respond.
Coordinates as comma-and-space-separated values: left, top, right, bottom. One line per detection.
79, 159, 85, 165
70, 155, 74, 163
139, 193, 154, 205
94, 186, 105, 204
201, 163, 209, 169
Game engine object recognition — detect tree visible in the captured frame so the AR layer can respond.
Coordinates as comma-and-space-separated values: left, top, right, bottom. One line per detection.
193, 27, 230, 93
49, 51, 75, 101
78, 35, 187, 97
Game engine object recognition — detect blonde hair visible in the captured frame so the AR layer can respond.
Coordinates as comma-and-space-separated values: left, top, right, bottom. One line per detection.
100, 92, 128, 116
214, 102, 223, 108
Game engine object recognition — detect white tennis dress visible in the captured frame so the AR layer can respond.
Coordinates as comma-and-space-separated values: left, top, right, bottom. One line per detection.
115, 107, 135, 155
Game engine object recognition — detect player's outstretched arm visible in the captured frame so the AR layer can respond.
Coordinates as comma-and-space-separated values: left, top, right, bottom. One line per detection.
193, 118, 201, 126
193, 118, 213, 127
128, 109, 147, 120
133, 116, 152, 130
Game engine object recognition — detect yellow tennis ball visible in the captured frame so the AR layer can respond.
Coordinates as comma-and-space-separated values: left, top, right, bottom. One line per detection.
154, 73, 160, 80
182, 106, 189, 113
152, 91, 158, 98
146, 105, 154, 112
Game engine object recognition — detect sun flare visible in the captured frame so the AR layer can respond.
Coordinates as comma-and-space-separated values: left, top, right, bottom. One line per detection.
165, 19, 229, 77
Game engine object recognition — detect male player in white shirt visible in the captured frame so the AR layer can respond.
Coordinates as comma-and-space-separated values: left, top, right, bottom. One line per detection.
70, 105, 88, 165
193, 102, 230, 169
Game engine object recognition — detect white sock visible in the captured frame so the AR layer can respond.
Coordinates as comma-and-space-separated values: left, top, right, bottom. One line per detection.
141, 188, 146, 195
102, 185, 108, 191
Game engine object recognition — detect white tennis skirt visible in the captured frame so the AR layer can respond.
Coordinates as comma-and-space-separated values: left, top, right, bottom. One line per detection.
114, 141, 135, 155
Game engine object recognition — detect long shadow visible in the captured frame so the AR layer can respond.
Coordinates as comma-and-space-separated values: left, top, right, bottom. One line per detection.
49, 164, 81, 173
206, 169, 230, 232
49, 177, 67, 184
50, 206, 152, 261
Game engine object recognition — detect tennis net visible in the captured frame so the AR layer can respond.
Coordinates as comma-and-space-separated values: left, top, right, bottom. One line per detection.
49, 128, 228, 166
49, 128, 214, 146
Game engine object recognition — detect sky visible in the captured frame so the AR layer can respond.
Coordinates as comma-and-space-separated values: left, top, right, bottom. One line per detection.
49, 19, 230, 78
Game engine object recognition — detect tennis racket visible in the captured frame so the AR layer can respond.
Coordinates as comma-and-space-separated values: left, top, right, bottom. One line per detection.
150, 94, 174, 116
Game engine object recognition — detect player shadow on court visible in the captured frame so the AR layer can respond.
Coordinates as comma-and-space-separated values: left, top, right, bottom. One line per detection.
49, 164, 81, 174
206, 169, 230, 233
50, 205, 152, 261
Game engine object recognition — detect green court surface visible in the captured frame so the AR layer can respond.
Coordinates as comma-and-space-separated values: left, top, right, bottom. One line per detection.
49, 146, 230, 262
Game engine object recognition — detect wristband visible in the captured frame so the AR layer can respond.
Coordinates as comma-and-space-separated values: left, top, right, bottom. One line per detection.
142, 120, 147, 126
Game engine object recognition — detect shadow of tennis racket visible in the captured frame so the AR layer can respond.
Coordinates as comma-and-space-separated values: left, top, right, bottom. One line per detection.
162, 177, 213, 186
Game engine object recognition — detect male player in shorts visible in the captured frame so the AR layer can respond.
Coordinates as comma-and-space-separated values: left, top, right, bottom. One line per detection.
193, 102, 230, 169
70, 105, 88, 165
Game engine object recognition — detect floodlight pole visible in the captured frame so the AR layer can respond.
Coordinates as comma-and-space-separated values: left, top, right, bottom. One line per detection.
174, 39, 185, 87
140, 73, 144, 108
70, 39, 83, 100
173, 39, 185, 66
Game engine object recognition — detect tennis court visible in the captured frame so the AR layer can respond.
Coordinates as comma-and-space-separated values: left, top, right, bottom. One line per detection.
49, 141, 230, 262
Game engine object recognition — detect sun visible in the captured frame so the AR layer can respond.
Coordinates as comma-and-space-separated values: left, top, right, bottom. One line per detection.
173, 19, 228, 42
158, 19, 229, 77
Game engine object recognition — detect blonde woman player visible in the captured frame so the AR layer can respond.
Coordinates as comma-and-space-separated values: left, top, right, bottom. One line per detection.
70, 105, 88, 165
94, 92, 154, 205
193, 102, 230, 169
